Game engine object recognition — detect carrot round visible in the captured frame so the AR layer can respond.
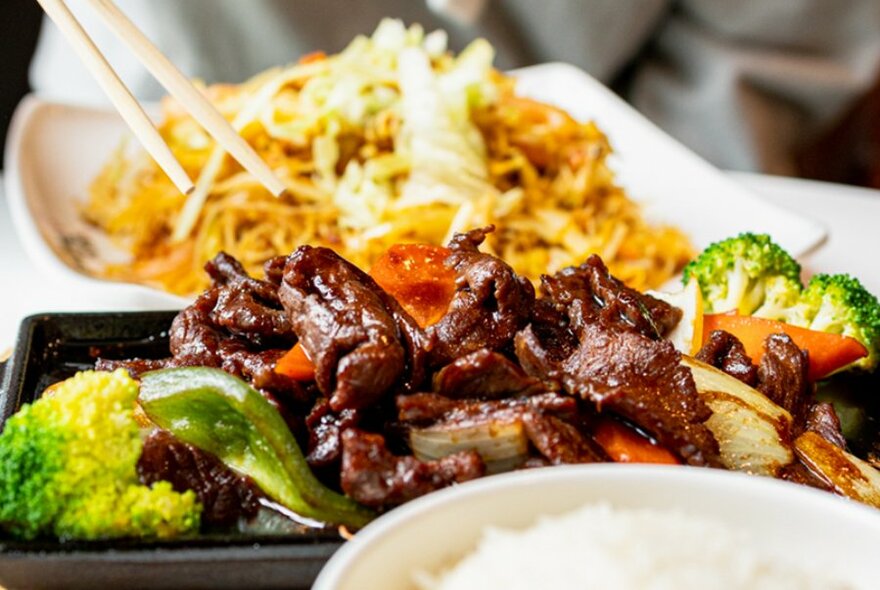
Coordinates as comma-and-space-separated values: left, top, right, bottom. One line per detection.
593, 419, 680, 465
274, 342, 315, 381
369, 243, 456, 328
702, 313, 867, 382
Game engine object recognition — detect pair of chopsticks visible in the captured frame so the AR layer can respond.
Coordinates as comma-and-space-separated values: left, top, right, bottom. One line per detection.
35, 0, 286, 198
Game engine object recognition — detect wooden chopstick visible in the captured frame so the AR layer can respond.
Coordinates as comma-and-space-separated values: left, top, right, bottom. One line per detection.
83, 0, 287, 198
35, 0, 195, 196
35, 0, 286, 198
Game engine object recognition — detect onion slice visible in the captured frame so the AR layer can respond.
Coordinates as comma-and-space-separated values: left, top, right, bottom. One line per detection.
647, 278, 704, 355
682, 357, 794, 476
794, 431, 880, 508
410, 420, 529, 474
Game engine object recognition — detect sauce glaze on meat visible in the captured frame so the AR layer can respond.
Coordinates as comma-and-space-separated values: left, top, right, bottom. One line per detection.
105, 227, 837, 515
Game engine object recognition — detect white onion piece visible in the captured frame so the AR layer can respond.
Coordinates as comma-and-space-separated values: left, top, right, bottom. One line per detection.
647, 278, 704, 355
682, 357, 794, 476
410, 420, 529, 474
794, 431, 880, 508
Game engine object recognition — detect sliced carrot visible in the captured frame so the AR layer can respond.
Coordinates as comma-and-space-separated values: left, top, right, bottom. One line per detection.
593, 419, 681, 465
369, 244, 456, 328
275, 342, 315, 381
276, 242, 455, 380
702, 313, 867, 382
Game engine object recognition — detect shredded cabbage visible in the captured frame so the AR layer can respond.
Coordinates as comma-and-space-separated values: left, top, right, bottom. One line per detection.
86, 18, 694, 296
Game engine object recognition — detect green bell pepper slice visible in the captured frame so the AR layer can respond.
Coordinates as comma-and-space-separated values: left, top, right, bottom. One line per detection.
139, 367, 375, 529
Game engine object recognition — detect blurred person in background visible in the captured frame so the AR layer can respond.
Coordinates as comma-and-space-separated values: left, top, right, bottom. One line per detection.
19, 0, 880, 181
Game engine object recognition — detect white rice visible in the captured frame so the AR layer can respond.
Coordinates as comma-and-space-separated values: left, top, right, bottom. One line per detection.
414, 503, 854, 590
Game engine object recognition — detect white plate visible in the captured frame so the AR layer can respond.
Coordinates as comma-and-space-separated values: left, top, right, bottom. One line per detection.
313, 465, 880, 590
4, 63, 827, 307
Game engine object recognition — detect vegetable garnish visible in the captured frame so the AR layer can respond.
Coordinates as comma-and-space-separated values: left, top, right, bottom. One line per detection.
686, 233, 880, 375
139, 367, 375, 529
369, 243, 456, 327
410, 420, 529, 474
794, 431, 880, 509
786, 273, 880, 372
683, 357, 794, 476
593, 420, 680, 465
275, 342, 316, 381
682, 232, 802, 318
702, 313, 868, 382
647, 278, 704, 355
0, 370, 200, 540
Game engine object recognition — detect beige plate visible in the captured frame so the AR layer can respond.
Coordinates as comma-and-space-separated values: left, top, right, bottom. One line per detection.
5, 64, 827, 308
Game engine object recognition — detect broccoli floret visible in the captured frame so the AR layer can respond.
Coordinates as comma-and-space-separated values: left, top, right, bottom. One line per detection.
786, 274, 880, 372
682, 233, 802, 318
0, 370, 201, 540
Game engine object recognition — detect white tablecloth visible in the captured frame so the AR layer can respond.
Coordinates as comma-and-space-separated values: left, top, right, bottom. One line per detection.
1, 171, 879, 350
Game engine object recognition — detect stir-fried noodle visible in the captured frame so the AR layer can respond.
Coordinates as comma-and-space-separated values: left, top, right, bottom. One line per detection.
85, 20, 692, 295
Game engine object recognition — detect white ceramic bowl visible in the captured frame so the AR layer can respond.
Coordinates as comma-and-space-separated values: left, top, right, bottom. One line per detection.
313, 465, 880, 590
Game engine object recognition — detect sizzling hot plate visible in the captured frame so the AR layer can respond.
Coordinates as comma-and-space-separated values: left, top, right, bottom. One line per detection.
0, 312, 343, 590
3, 311, 879, 589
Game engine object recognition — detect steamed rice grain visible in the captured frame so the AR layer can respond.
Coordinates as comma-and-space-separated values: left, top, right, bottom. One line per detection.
415, 503, 855, 590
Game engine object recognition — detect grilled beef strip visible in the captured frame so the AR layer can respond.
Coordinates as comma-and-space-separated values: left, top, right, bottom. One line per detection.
521, 412, 607, 464
755, 333, 849, 448
805, 402, 848, 449
757, 333, 813, 429
560, 322, 721, 467
426, 227, 535, 366
278, 245, 428, 411
514, 261, 719, 467
340, 429, 485, 509
99, 254, 307, 403
396, 392, 579, 424
138, 430, 261, 527
432, 348, 547, 399
304, 398, 362, 467
540, 255, 682, 339
696, 330, 759, 386
205, 252, 292, 343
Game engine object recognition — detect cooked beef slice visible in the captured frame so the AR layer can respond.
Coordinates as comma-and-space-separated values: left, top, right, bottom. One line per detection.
167, 287, 307, 401
427, 227, 535, 365
521, 412, 606, 464
340, 429, 484, 508
557, 322, 720, 467
696, 330, 758, 386
757, 333, 812, 429
805, 402, 847, 449
540, 255, 681, 339
304, 397, 361, 467
101, 281, 306, 403
138, 430, 260, 527
205, 252, 292, 342
396, 392, 578, 424
432, 348, 546, 399
279, 245, 427, 411
514, 260, 717, 468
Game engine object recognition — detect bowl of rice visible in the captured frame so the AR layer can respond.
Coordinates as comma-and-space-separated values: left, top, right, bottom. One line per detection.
313, 465, 880, 590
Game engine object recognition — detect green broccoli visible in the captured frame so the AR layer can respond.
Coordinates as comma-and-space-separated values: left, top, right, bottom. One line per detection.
786, 274, 880, 372
0, 369, 201, 540
682, 232, 802, 319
